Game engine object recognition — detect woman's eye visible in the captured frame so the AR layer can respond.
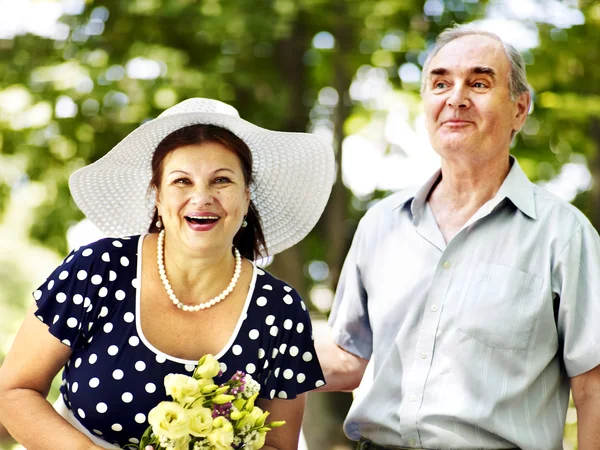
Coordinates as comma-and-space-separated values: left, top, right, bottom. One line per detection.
173, 178, 191, 185
214, 177, 231, 184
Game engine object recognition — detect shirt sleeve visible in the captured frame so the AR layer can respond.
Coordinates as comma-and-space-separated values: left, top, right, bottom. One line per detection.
327, 217, 373, 360
554, 219, 600, 377
260, 287, 325, 400
33, 241, 114, 351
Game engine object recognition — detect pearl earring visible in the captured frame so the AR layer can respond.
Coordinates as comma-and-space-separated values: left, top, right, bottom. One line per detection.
242, 217, 248, 228
156, 219, 162, 229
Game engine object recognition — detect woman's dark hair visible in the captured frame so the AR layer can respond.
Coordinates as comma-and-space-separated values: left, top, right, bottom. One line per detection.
148, 124, 267, 260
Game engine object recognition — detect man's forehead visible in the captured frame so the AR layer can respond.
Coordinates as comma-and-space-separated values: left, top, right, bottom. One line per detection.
428, 34, 509, 74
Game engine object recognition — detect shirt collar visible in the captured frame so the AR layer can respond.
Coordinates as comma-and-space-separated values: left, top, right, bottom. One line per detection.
393, 156, 537, 221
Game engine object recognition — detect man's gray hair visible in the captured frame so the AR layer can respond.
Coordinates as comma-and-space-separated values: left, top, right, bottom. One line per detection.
420, 25, 530, 101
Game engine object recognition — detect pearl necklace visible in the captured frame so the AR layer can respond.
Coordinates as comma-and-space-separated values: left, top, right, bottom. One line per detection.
157, 229, 242, 312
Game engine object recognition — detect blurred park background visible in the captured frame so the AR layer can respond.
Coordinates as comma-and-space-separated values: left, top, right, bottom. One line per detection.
1, 0, 599, 448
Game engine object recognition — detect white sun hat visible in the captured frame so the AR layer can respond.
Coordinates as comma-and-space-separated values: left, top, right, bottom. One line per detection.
68, 98, 335, 256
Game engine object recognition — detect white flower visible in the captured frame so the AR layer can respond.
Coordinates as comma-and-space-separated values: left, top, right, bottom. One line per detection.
242, 375, 260, 399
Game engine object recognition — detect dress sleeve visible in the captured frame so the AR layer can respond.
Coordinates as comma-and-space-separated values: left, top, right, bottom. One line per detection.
260, 287, 325, 400
33, 241, 113, 351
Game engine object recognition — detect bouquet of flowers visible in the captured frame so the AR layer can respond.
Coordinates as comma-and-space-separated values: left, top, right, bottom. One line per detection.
134, 354, 285, 450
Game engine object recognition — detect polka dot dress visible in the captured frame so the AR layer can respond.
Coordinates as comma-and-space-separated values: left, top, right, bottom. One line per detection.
34, 235, 324, 448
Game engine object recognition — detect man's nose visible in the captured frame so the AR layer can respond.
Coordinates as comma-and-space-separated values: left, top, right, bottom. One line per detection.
447, 84, 470, 109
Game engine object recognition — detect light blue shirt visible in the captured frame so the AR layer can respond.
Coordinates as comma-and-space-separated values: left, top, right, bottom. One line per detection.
329, 157, 600, 449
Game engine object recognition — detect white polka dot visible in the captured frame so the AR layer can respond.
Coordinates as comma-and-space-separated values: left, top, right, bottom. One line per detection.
129, 336, 140, 346
302, 352, 313, 362
265, 315, 275, 325
108, 345, 119, 356
88, 354, 98, 364
274, 367, 280, 378
246, 363, 256, 374
78, 408, 85, 418
115, 290, 126, 301
120, 256, 130, 267
129, 438, 139, 444
56, 292, 67, 303
91, 275, 102, 285
249, 329, 259, 340
82, 248, 93, 257
132, 278, 139, 289
74, 358, 82, 368
67, 318, 78, 328
232, 345, 242, 355
83, 297, 91, 308
135, 361, 146, 371
283, 286, 292, 292
112, 240, 123, 248
109, 271, 117, 281
96, 402, 107, 413
113, 369, 124, 380
65, 255, 74, 263
122, 392, 133, 403
103, 323, 113, 333
88, 322, 94, 331
185, 364, 195, 372
134, 413, 146, 424
296, 323, 304, 333
101, 252, 110, 262
283, 319, 293, 330
301, 300, 307, 310
111, 424, 122, 432
272, 348, 278, 359
263, 360, 269, 369
277, 391, 288, 399
72, 382, 79, 393
98, 287, 108, 297
219, 362, 227, 373
297, 373, 306, 383
270, 326, 279, 337
145, 383, 156, 393
156, 354, 166, 363
53, 314, 60, 324
77, 270, 88, 280
62, 339, 71, 346
258, 348, 265, 359
59, 270, 69, 280
279, 343, 287, 354
262, 284, 273, 291
283, 294, 293, 305
99, 306, 109, 318
124, 312, 135, 323
36, 314, 43, 322
270, 389, 276, 399
72, 294, 83, 305
289, 346, 299, 357
89, 377, 100, 388
256, 296, 267, 307
315, 380, 325, 388
283, 369, 294, 379
256, 268, 265, 275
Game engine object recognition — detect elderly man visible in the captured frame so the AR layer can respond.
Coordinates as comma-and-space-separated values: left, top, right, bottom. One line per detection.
316, 25, 600, 450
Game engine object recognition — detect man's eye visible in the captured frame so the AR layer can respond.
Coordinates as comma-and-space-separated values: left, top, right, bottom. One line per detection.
473, 82, 487, 88
434, 82, 447, 89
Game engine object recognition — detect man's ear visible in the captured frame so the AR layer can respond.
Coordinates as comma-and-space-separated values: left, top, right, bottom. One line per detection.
513, 91, 531, 131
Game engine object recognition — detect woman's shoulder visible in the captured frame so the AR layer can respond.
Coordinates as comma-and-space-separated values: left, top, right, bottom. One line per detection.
64, 235, 141, 264
253, 266, 308, 312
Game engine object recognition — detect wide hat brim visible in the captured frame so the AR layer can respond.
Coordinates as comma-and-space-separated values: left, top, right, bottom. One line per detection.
68, 99, 335, 257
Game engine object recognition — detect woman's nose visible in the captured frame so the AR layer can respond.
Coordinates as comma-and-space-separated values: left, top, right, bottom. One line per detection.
190, 183, 214, 206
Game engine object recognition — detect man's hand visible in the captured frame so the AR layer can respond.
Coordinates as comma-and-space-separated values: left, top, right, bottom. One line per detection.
571, 363, 600, 450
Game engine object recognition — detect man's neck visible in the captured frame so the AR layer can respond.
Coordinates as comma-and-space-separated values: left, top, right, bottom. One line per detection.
428, 154, 511, 243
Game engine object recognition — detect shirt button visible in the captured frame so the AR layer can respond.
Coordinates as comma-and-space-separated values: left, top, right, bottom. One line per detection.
431, 304, 438, 312
442, 260, 451, 269
409, 439, 416, 447
420, 352, 427, 359
409, 394, 417, 402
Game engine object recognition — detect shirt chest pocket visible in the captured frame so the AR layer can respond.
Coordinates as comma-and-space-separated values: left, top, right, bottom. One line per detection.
456, 261, 543, 350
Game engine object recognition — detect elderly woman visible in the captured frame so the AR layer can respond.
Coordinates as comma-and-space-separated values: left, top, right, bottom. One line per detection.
0, 99, 334, 450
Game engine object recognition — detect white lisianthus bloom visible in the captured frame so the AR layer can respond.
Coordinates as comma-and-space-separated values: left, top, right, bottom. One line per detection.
242, 375, 261, 399
194, 354, 221, 379
187, 404, 213, 437
207, 416, 234, 450
164, 373, 210, 405
148, 401, 190, 441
